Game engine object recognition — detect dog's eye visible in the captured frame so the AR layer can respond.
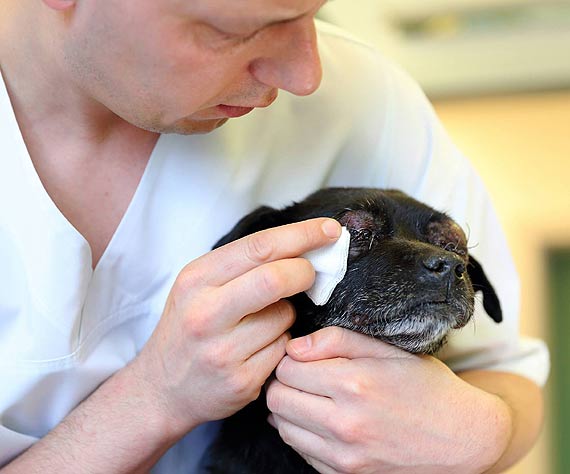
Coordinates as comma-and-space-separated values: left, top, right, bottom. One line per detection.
348, 228, 379, 255
437, 240, 467, 257
425, 220, 468, 258
338, 209, 376, 231
337, 210, 383, 255
355, 229, 372, 239
349, 228, 373, 241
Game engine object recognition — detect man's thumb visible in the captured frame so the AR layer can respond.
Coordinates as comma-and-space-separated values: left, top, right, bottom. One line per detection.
286, 326, 413, 361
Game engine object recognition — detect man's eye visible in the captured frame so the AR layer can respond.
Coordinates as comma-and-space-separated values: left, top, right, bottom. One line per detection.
210, 26, 259, 44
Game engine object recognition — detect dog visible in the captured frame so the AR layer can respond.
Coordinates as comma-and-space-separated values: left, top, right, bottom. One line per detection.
204, 187, 502, 474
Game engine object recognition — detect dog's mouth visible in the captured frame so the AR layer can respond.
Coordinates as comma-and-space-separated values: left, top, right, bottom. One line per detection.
344, 298, 473, 355
296, 267, 476, 356
407, 299, 472, 330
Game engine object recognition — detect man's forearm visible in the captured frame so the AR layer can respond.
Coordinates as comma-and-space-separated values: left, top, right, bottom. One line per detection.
1, 362, 185, 474
458, 370, 544, 474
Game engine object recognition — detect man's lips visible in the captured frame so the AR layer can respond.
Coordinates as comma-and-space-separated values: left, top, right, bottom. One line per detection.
216, 94, 278, 118
216, 104, 256, 118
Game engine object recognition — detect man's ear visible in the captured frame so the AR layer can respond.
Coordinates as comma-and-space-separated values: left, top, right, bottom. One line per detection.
213, 206, 286, 249
467, 255, 503, 323
42, 0, 76, 12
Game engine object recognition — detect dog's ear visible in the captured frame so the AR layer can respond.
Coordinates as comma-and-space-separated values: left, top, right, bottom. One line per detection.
213, 206, 286, 249
467, 255, 503, 323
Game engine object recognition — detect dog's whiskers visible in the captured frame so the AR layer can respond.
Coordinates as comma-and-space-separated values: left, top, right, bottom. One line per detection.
368, 233, 375, 250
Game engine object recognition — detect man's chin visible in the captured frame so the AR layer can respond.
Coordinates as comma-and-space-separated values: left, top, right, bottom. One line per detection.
145, 117, 230, 135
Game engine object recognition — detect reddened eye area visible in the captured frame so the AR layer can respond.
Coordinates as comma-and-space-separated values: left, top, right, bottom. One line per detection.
337, 210, 380, 257
425, 220, 468, 258
337, 209, 377, 231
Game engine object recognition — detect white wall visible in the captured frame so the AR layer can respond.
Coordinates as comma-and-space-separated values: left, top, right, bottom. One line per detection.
320, 0, 570, 97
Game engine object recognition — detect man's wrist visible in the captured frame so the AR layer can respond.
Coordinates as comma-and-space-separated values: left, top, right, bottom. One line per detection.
2, 358, 189, 474
122, 355, 198, 442
477, 392, 514, 474
446, 377, 514, 474
73, 361, 185, 471
468, 371, 545, 474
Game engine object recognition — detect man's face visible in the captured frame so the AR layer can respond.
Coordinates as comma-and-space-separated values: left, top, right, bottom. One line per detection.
61, 0, 326, 134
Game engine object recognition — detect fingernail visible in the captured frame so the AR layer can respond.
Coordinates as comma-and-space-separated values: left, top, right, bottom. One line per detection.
289, 335, 312, 356
276, 356, 287, 372
267, 414, 277, 429
322, 219, 341, 239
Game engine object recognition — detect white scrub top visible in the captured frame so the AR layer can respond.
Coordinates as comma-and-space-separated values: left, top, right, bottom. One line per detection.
0, 21, 549, 472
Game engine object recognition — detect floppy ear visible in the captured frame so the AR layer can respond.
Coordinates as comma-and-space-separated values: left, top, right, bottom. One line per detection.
213, 206, 286, 249
467, 255, 503, 323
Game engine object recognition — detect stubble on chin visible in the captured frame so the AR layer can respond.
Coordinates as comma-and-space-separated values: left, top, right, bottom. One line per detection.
140, 117, 230, 135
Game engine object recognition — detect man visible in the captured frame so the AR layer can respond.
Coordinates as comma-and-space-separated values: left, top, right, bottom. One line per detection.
0, 0, 548, 473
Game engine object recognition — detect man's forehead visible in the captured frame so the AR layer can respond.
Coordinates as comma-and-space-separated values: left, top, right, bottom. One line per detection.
177, 0, 320, 28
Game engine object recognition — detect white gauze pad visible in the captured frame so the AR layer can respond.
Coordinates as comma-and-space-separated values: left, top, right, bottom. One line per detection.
302, 226, 351, 306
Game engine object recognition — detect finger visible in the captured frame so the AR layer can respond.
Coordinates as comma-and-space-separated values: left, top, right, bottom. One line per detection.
224, 257, 314, 319
233, 300, 296, 360
191, 218, 341, 287
243, 331, 291, 384
174, 258, 312, 336
269, 413, 340, 473
266, 377, 336, 437
297, 457, 339, 474
207, 257, 314, 330
287, 326, 415, 362
274, 356, 347, 398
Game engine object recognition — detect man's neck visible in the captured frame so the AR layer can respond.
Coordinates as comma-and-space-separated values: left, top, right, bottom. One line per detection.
1, 0, 160, 268
0, 0, 158, 165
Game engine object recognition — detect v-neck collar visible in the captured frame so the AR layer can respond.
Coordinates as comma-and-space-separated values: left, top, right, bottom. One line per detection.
0, 70, 164, 331
1, 67, 248, 364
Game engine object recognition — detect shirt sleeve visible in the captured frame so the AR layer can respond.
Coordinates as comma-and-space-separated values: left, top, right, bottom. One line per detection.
325, 42, 550, 387
0, 427, 37, 466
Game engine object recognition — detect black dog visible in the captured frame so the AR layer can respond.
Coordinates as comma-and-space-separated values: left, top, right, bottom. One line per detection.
205, 187, 502, 474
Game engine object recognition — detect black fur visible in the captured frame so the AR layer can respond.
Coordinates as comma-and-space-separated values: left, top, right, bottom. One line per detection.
204, 187, 502, 474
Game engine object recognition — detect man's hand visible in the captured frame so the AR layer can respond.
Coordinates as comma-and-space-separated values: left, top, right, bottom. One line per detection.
132, 218, 342, 437
266, 327, 513, 474
2, 220, 342, 474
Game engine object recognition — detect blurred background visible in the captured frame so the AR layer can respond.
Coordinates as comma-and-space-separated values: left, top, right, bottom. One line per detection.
319, 1, 570, 473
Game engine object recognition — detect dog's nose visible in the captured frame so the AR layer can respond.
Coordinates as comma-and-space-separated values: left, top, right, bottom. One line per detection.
422, 254, 466, 281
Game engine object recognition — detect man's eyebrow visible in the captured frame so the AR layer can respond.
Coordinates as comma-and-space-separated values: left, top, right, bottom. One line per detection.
231, 0, 330, 31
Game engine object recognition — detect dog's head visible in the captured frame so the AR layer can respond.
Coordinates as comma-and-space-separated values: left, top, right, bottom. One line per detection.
215, 188, 502, 354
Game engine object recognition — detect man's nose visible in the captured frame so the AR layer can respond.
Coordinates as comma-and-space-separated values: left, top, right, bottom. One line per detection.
248, 17, 322, 97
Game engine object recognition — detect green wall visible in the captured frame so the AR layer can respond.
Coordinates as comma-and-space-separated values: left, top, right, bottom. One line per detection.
548, 248, 570, 474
